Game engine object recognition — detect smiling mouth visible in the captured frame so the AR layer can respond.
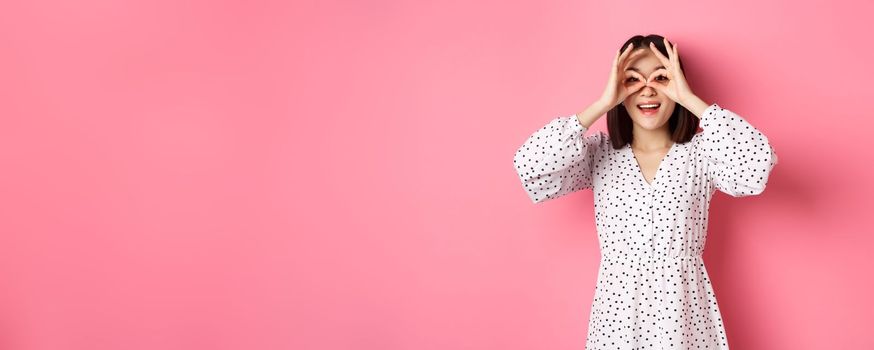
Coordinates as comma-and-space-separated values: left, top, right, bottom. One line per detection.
637, 103, 661, 115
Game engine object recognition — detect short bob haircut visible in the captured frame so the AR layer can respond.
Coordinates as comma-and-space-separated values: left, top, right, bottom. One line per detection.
607, 34, 700, 150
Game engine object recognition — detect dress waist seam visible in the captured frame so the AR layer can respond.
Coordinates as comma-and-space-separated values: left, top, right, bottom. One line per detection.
600, 254, 703, 260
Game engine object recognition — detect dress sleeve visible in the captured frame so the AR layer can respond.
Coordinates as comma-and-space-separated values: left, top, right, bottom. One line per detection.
693, 103, 779, 197
513, 114, 608, 203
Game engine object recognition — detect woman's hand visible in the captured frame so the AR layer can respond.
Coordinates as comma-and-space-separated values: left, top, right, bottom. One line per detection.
645, 38, 697, 108
597, 43, 647, 110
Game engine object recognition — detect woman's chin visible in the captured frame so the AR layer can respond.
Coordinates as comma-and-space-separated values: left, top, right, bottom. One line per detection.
632, 116, 668, 129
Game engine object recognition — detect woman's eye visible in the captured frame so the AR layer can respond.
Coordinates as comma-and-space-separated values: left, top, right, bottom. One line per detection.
655, 75, 668, 81
626, 77, 639, 82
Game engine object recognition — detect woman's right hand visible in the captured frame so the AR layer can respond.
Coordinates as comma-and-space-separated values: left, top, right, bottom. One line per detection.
597, 43, 647, 110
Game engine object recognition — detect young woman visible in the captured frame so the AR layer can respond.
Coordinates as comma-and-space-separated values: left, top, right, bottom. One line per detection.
512, 34, 778, 349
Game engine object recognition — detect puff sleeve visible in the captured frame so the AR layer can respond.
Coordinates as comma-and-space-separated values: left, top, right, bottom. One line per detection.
513, 114, 609, 203
694, 103, 779, 197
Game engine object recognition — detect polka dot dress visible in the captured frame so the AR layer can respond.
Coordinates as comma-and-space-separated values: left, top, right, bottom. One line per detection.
513, 103, 778, 349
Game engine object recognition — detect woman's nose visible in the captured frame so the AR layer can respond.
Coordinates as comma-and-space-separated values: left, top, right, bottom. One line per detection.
640, 84, 657, 95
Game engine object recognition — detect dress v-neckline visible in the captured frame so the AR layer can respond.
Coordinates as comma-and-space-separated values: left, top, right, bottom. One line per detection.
628, 142, 676, 188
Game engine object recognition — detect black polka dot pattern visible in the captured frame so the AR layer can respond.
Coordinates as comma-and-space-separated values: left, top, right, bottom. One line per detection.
695, 104, 779, 197
512, 103, 778, 349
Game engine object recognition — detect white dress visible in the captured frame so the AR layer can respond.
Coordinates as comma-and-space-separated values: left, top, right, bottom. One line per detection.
513, 103, 778, 349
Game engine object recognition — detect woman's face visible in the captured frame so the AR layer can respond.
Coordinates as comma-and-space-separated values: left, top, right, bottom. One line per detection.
621, 48, 676, 131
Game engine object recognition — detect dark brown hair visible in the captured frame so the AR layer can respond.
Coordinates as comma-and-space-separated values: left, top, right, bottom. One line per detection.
607, 34, 700, 150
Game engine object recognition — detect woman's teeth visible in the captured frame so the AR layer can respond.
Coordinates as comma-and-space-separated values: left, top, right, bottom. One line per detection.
637, 103, 660, 115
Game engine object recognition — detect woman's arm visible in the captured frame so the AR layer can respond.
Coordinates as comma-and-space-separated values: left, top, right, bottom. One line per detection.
513, 102, 610, 203
680, 94, 711, 119
688, 98, 779, 197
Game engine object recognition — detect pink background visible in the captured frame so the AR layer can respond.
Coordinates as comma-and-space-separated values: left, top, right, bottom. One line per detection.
1, 0, 872, 349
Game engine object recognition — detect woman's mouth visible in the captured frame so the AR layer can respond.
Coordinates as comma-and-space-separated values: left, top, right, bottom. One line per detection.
637, 102, 661, 116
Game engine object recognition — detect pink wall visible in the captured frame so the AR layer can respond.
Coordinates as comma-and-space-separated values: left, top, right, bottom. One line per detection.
1, 0, 871, 349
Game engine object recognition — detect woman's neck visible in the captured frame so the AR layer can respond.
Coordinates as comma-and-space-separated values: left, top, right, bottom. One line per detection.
631, 126, 673, 151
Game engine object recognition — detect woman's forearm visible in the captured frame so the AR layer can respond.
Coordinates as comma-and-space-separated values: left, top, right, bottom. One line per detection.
575, 100, 610, 129
681, 95, 711, 118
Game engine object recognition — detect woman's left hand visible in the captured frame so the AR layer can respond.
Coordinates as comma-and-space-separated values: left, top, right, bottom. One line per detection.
645, 38, 697, 108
